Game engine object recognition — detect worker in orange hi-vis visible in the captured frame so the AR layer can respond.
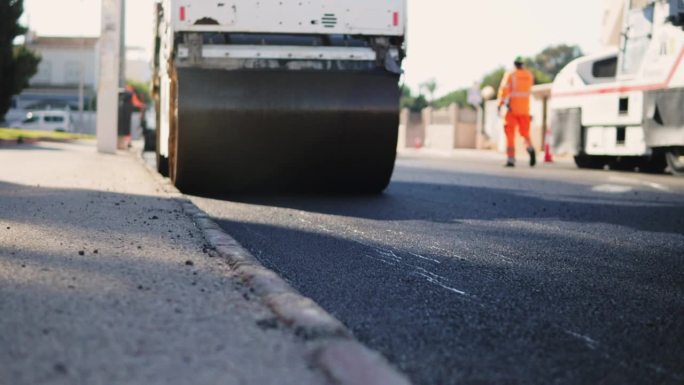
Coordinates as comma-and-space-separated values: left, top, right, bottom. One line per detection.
497, 56, 536, 168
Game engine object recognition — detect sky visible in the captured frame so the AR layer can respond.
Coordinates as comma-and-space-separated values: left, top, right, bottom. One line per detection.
21, 0, 603, 97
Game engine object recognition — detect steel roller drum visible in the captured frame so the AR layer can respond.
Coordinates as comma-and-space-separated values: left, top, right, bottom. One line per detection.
173, 68, 400, 193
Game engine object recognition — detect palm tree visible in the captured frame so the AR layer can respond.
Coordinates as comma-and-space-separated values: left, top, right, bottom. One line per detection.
420, 79, 438, 106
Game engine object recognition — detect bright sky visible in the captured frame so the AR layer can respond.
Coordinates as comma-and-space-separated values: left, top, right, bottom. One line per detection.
21, 0, 603, 96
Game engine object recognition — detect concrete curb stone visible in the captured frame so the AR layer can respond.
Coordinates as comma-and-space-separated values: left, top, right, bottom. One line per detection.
132, 149, 412, 385
264, 291, 351, 339
317, 340, 413, 385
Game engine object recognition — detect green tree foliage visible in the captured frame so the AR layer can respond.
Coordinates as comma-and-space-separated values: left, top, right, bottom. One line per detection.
529, 67, 553, 84
12, 45, 40, 92
0, 0, 41, 119
480, 67, 507, 93
400, 84, 428, 112
126, 79, 152, 104
434, 89, 467, 109
419, 78, 438, 105
529, 44, 583, 81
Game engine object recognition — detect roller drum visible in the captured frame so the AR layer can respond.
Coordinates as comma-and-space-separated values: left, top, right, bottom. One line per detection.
172, 68, 400, 193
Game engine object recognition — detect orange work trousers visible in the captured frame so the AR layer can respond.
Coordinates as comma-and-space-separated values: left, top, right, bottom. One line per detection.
505, 112, 532, 159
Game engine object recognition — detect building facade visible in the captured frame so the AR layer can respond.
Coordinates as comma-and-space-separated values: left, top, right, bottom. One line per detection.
13, 36, 99, 112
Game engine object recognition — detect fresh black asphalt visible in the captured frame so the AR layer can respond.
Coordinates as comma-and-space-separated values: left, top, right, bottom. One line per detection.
189, 155, 684, 385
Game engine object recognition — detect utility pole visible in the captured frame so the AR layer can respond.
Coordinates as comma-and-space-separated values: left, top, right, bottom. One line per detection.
96, 0, 122, 153
119, 0, 126, 88
78, 54, 84, 133
78, 0, 85, 134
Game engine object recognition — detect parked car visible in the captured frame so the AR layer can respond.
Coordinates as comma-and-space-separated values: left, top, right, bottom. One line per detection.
13, 110, 75, 132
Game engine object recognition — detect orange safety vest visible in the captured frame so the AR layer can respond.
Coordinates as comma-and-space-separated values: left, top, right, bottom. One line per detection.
497, 68, 534, 115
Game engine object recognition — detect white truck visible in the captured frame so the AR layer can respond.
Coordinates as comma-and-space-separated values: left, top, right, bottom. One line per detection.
152, 0, 407, 192
550, 0, 684, 174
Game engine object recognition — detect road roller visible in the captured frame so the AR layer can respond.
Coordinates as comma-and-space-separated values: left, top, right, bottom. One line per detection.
151, 0, 407, 193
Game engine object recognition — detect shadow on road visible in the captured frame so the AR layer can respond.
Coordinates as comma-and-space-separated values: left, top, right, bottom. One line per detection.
199, 174, 684, 235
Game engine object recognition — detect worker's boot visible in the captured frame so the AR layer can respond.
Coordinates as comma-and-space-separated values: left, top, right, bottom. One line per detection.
528, 147, 536, 167
505, 158, 515, 168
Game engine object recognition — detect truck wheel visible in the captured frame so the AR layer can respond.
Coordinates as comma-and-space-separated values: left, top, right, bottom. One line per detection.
157, 153, 169, 177
638, 153, 666, 174
143, 127, 156, 152
609, 157, 640, 171
155, 134, 169, 177
665, 149, 684, 175
574, 155, 606, 169
154, 101, 169, 177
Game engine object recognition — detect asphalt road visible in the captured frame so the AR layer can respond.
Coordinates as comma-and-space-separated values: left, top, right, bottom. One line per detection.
186, 151, 684, 385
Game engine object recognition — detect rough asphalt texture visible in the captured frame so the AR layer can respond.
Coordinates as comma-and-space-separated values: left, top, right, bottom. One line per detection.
0, 141, 330, 385
190, 150, 684, 385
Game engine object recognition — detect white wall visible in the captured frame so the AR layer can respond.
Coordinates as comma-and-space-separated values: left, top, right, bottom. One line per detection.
73, 111, 143, 140
126, 47, 152, 82
483, 100, 503, 151
30, 47, 98, 87
126, 59, 152, 83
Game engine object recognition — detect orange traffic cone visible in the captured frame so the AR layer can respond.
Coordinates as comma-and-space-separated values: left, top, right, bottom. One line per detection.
544, 143, 553, 163
544, 129, 553, 163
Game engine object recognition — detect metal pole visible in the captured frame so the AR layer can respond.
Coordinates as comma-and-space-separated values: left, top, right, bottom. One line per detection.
96, 0, 121, 153
76, 0, 85, 133
119, 0, 126, 88
78, 39, 85, 133
78, 61, 84, 133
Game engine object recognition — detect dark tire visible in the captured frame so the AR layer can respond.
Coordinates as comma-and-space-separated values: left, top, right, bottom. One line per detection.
574, 155, 606, 169
665, 149, 684, 176
157, 153, 169, 177
143, 128, 156, 152
638, 152, 667, 174
609, 157, 640, 171
154, 97, 169, 177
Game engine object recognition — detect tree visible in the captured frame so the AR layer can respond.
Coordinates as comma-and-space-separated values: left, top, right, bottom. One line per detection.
480, 67, 507, 94
400, 84, 412, 109
529, 44, 583, 81
0, 0, 40, 120
434, 88, 468, 109
127, 79, 152, 105
526, 63, 553, 85
400, 84, 429, 112
12, 45, 40, 93
419, 78, 438, 106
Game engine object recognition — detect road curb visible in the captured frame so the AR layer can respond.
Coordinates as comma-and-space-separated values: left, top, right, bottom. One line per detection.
133, 150, 412, 385
316, 340, 412, 385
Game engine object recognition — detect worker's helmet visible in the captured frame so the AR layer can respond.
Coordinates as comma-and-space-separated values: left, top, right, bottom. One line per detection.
514, 56, 524, 65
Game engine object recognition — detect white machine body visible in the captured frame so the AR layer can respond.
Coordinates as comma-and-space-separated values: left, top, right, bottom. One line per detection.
167, 0, 406, 35
550, 0, 684, 159
155, 0, 407, 159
